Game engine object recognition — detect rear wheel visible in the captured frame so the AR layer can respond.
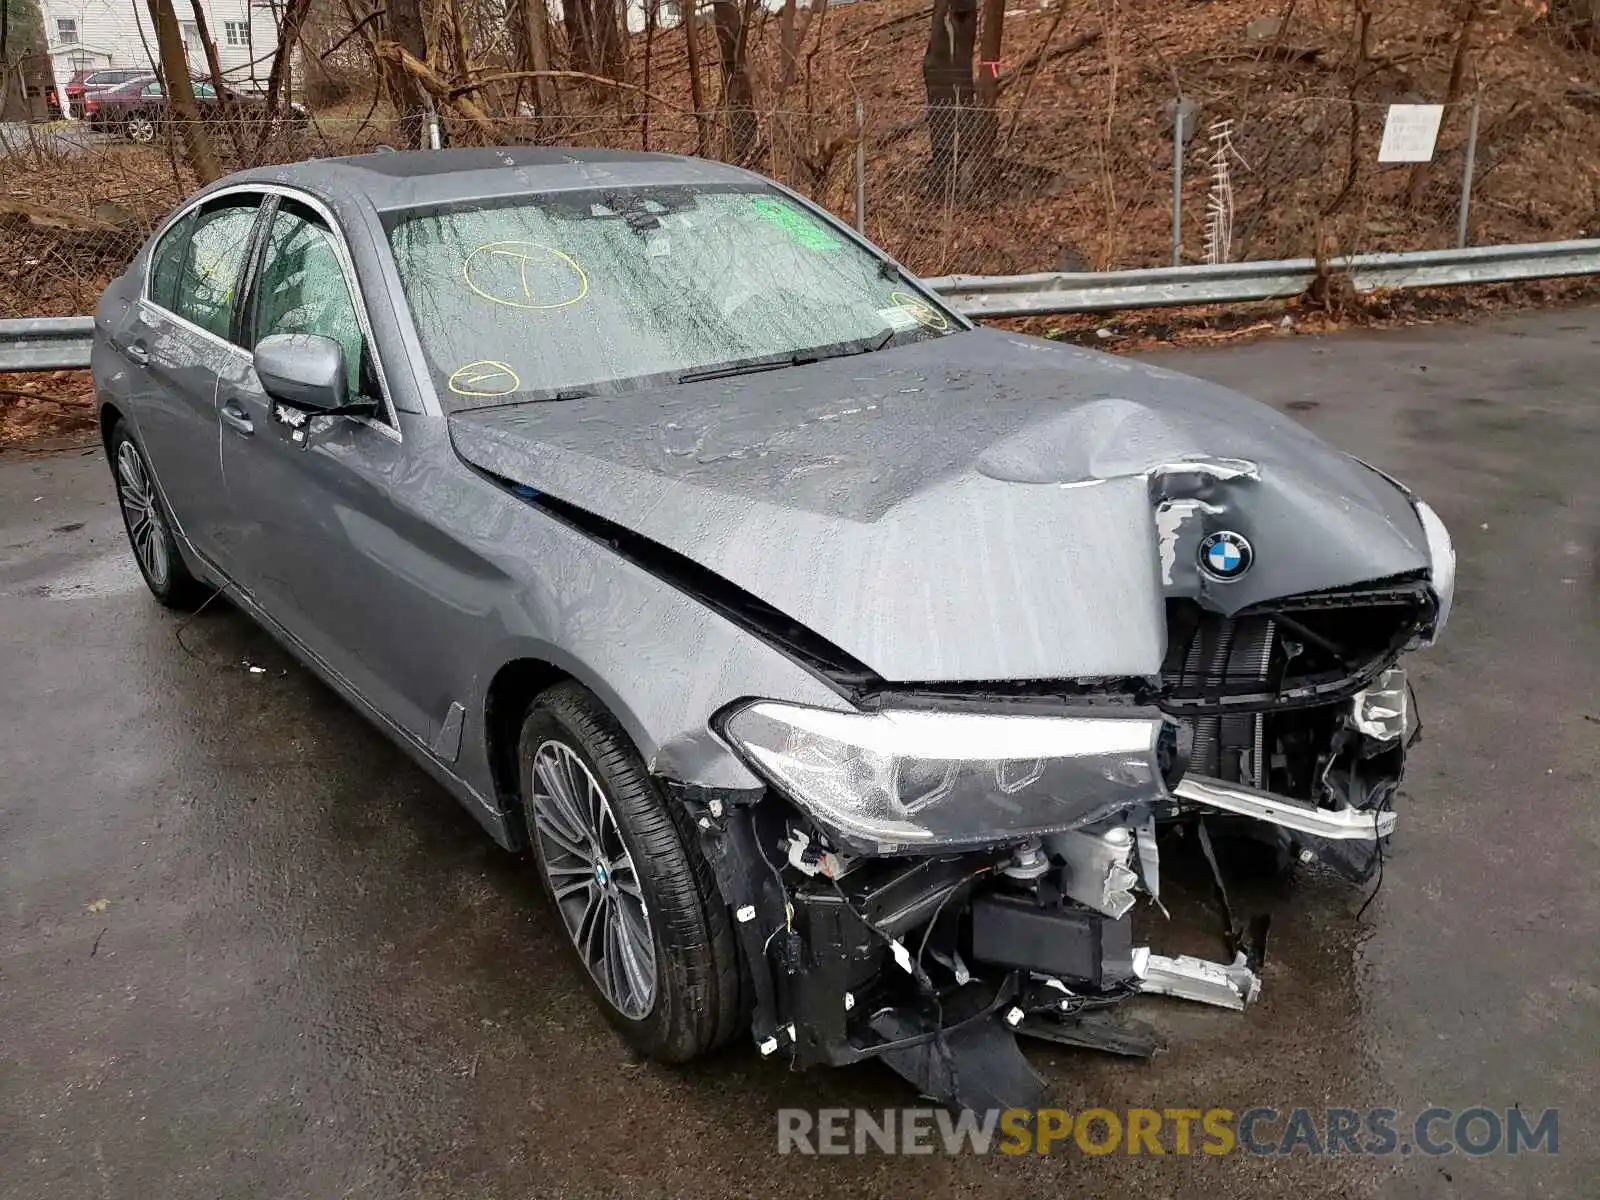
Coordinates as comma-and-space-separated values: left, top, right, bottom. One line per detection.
517, 681, 743, 1062
109, 421, 207, 610
125, 113, 155, 143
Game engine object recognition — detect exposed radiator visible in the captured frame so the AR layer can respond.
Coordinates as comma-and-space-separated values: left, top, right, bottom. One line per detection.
1169, 615, 1276, 782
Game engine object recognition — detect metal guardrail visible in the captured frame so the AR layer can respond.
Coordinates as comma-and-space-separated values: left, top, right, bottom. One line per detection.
0, 316, 96, 372
3, 238, 1598, 373
926, 237, 1600, 318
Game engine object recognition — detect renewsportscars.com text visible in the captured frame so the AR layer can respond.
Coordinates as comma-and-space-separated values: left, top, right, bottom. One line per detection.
776, 1106, 1559, 1157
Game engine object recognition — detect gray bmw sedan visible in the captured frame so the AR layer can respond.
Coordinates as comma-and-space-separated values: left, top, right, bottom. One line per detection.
93, 147, 1453, 1108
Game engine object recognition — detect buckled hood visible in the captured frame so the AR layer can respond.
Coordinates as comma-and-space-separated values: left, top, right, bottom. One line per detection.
448, 328, 1429, 683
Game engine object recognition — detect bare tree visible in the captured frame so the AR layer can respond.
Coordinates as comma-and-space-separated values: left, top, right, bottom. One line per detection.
259, 0, 313, 149
642, 0, 657, 147
974, 0, 1003, 108
683, 0, 709, 153
563, 0, 593, 74
146, 0, 220, 182
1406, 0, 1481, 204
775, 0, 800, 87
775, 0, 827, 96
385, 0, 431, 146
507, 0, 559, 114
712, 0, 756, 159
185, 0, 240, 154
923, 0, 978, 175
594, 0, 625, 81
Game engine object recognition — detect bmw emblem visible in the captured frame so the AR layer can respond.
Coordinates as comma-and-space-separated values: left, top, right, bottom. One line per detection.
1199, 531, 1253, 581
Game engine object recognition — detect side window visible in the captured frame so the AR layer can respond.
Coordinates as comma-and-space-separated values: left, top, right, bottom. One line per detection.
147, 212, 194, 311
171, 200, 260, 340
251, 204, 372, 406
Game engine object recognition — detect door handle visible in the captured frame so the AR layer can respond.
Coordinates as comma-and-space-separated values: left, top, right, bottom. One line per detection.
220, 400, 253, 435
124, 342, 149, 366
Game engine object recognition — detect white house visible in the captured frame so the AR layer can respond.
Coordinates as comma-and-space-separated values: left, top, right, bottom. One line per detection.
37, 0, 284, 117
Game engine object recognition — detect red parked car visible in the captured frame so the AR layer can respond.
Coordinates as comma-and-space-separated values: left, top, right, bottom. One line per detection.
86, 77, 308, 143
64, 68, 155, 119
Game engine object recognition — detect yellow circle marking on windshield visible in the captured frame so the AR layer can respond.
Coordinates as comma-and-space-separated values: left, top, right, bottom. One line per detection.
447, 360, 521, 397
463, 241, 589, 311
888, 290, 949, 331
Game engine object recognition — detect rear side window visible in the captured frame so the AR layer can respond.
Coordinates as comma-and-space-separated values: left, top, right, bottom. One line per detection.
170, 199, 260, 340
147, 212, 194, 311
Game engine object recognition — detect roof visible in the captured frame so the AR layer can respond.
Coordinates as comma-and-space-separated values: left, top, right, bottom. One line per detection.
224, 147, 761, 213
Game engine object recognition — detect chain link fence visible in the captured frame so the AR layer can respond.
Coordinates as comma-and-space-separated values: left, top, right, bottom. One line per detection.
0, 83, 1581, 321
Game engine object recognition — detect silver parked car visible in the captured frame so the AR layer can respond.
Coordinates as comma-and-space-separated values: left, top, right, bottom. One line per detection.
93, 148, 1454, 1109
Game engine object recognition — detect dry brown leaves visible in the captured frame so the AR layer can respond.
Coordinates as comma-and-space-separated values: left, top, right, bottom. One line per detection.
0, 372, 98, 452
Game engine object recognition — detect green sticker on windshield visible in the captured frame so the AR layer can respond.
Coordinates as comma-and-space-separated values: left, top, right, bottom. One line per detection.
749, 196, 842, 252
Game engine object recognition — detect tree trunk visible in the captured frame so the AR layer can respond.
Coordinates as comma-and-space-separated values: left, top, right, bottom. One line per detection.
146, 0, 219, 182
683, 0, 709, 154
974, 0, 1003, 106
258, 0, 312, 149
777, 0, 826, 94
186, 0, 226, 98
591, 0, 626, 82
642, 0, 656, 147
1406, 0, 1479, 204
970, 0, 1003, 164
385, 0, 430, 147
923, 0, 977, 176
509, 0, 559, 114
186, 0, 238, 156
562, 0, 591, 73
775, 0, 800, 90
712, 0, 756, 160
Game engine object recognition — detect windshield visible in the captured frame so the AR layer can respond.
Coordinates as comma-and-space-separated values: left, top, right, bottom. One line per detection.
385, 185, 962, 410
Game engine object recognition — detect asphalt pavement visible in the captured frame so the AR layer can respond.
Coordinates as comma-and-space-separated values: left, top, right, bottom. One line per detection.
2, 307, 1596, 1198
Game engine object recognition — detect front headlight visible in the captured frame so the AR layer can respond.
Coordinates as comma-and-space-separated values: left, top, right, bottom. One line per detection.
1413, 499, 1455, 642
721, 701, 1168, 853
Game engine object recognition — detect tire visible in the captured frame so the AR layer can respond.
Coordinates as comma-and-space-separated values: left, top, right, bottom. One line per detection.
517, 681, 743, 1062
125, 113, 155, 144
108, 420, 208, 610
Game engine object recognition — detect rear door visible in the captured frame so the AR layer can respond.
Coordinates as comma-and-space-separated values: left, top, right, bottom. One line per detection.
119, 192, 265, 567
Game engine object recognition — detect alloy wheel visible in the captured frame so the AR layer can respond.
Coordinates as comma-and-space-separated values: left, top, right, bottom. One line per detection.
529, 740, 657, 1019
116, 440, 170, 588
127, 116, 155, 144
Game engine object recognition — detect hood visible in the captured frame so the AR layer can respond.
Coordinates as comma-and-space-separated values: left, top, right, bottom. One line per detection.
448, 328, 1430, 684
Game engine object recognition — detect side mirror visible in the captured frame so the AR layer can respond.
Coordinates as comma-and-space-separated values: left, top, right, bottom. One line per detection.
253, 333, 368, 415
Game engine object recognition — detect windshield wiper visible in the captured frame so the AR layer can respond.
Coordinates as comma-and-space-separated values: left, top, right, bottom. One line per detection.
677, 327, 911, 386
525, 388, 594, 402
678, 352, 818, 385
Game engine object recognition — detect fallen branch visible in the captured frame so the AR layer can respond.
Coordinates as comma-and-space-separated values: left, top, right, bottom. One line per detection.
0, 386, 81, 405
445, 68, 687, 112
375, 40, 498, 138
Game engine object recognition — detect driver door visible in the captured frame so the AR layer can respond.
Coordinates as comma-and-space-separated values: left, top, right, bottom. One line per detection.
218, 197, 439, 744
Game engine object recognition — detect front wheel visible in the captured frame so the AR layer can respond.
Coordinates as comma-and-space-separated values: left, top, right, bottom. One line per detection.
517, 681, 744, 1062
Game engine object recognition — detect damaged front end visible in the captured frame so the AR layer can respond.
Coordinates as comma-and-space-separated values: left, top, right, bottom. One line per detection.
449, 323, 1457, 1108
676, 515, 1451, 1112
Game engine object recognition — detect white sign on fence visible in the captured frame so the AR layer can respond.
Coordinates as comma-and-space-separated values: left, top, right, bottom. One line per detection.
1378, 104, 1445, 163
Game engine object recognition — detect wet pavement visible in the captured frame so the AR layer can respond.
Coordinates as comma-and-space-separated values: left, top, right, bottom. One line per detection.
2, 308, 1596, 1199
